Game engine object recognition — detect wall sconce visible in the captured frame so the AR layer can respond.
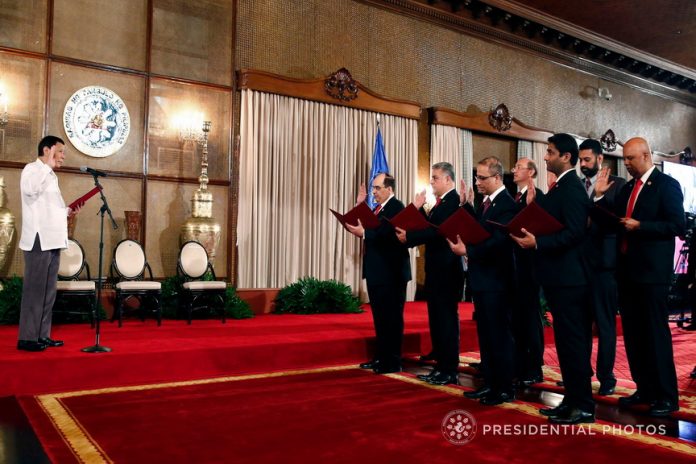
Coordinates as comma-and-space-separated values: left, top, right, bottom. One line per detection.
174, 111, 206, 144
0, 85, 8, 127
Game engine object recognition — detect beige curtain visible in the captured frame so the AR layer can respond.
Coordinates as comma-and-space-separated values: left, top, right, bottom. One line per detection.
430, 124, 473, 197
238, 90, 418, 300
532, 141, 549, 193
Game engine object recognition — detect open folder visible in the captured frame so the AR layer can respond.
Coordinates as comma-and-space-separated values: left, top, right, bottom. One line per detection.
387, 204, 431, 231
487, 201, 563, 238
330, 202, 381, 231
435, 208, 491, 244
589, 204, 622, 228
68, 185, 103, 211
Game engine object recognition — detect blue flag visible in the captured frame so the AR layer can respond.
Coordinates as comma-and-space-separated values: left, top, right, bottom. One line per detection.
367, 126, 390, 209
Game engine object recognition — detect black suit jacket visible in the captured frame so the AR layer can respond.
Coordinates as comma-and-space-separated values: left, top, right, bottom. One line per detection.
605, 169, 685, 284
363, 198, 412, 285
535, 171, 591, 287
406, 189, 463, 286
464, 190, 518, 292
514, 187, 544, 282
588, 175, 627, 270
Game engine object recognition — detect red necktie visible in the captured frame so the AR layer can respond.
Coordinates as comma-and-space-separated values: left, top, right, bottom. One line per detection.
434, 197, 442, 208
515, 192, 522, 202
482, 198, 492, 215
585, 177, 592, 190
548, 181, 557, 190
374, 204, 382, 215
620, 179, 644, 253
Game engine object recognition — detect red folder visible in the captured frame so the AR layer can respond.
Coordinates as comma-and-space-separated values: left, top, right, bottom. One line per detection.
487, 201, 563, 238
330, 202, 381, 231
387, 204, 431, 231
590, 204, 621, 227
435, 208, 491, 245
68, 185, 103, 210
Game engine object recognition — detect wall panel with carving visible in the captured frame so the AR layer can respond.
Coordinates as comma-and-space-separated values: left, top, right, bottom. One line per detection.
47, 62, 146, 173
0, 53, 46, 162
0, 0, 48, 53
148, 78, 231, 180
151, 0, 234, 86
145, 181, 228, 278
52, 0, 148, 70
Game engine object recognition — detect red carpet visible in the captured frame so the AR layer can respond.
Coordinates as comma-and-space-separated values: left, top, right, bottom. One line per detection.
19, 366, 696, 464
0, 302, 486, 396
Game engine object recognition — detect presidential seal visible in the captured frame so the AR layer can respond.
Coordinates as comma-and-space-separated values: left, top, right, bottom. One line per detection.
441, 409, 477, 445
63, 86, 130, 157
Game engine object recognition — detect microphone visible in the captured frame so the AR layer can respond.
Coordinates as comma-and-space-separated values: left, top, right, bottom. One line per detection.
80, 166, 107, 177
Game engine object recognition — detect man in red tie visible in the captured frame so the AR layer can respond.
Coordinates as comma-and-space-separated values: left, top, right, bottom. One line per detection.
594, 137, 684, 417
510, 158, 546, 387
396, 162, 463, 386
346, 173, 411, 374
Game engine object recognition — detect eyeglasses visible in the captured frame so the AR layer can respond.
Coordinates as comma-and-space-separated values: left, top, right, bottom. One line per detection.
511, 166, 530, 172
475, 174, 497, 181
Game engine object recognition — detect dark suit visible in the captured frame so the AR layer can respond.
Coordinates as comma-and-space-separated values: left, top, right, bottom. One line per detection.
407, 190, 464, 374
464, 189, 518, 395
602, 168, 684, 404
512, 187, 545, 381
363, 197, 412, 368
587, 174, 626, 386
535, 170, 594, 414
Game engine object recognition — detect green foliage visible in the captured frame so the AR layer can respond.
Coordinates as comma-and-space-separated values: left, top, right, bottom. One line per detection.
273, 277, 362, 315
0, 276, 23, 324
225, 287, 254, 319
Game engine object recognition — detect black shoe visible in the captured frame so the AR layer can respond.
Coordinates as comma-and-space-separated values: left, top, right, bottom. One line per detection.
515, 375, 543, 388
648, 400, 679, 417
556, 380, 564, 387
480, 391, 515, 406
417, 370, 437, 381
464, 386, 491, 399
548, 408, 595, 424
418, 352, 436, 362
597, 382, 616, 396
373, 364, 402, 374
17, 340, 46, 352
618, 391, 651, 408
427, 372, 459, 386
359, 360, 378, 369
38, 337, 64, 347
539, 403, 570, 417
468, 362, 481, 369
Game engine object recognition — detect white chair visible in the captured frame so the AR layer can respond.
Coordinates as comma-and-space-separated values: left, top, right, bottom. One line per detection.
111, 239, 162, 327
54, 239, 96, 326
177, 241, 227, 324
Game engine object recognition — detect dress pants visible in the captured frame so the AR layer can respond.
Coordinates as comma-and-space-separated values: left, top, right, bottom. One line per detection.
618, 280, 678, 404
473, 291, 515, 393
544, 285, 595, 413
426, 275, 463, 374
512, 280, 544, 379
367, 281, 407, 368
18, 234, 60, 341
589, 269, 618, 384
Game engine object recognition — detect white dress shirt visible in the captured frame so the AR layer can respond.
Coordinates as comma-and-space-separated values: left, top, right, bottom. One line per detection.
19, 159, 69, 251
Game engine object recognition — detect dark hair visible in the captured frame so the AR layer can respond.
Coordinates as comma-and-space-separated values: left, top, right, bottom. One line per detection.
478, 156, 503, 177
432, 162, 455, 182
548, 133, 579, 166
578, 139, 602, 156
382, 174, 396, 190
37, 135, 65, 157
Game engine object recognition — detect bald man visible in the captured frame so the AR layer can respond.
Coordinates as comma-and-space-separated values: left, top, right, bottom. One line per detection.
595, 137, 685, 417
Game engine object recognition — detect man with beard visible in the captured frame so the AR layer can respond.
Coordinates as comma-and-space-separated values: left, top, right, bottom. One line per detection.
579, 139, 626, 395
512, 133, 595, 424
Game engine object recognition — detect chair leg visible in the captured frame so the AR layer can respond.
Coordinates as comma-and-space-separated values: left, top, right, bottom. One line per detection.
117, 294, 123, 328
188, 293, 194, 325
155, 294, 162, 326
90, 295, 96, 329
219, 294, 227, 324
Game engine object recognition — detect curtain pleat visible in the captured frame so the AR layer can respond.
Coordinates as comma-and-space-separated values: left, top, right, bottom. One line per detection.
238, 90, 417, 300
532, 141, 549, 193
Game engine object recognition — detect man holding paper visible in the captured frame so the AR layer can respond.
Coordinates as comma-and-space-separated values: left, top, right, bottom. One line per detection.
17, 136, 80, 352
449, 157, 518, 405
345, 173, 411, 374
511, 133, 595, 424
396, 162, 463, 386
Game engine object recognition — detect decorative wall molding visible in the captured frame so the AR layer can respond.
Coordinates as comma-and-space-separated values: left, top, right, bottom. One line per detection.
487, 103, 513, 132
430, 106, 552, 143
237, 68, 421, 119
324, 68, 359, 102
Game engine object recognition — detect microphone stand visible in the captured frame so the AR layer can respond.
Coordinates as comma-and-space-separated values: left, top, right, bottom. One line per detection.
82, 174, 118, 353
